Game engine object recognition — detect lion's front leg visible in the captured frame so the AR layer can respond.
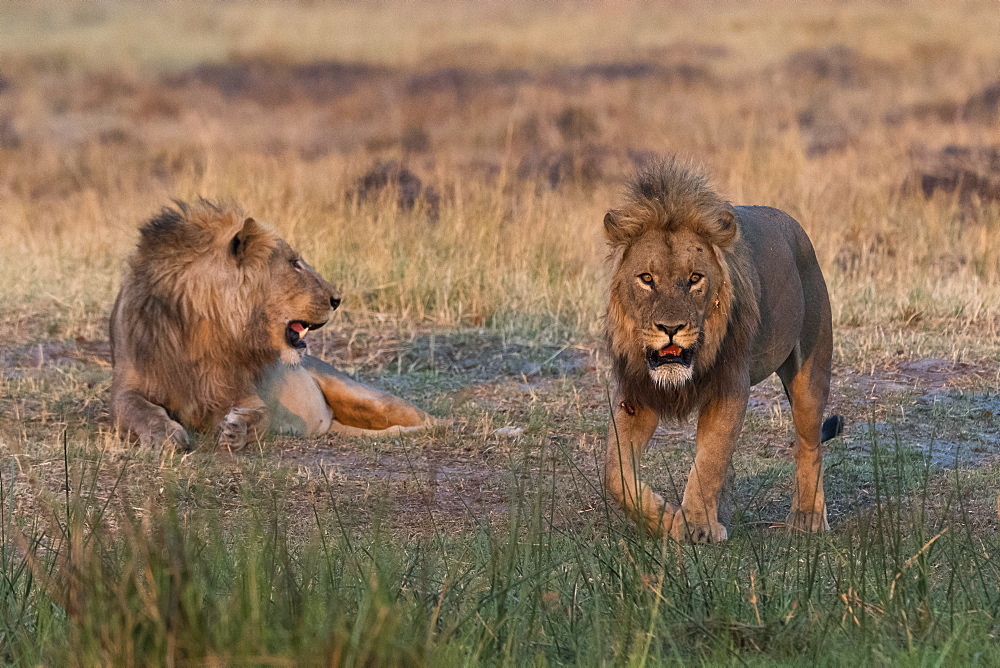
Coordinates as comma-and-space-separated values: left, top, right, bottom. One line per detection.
604, 399, 677, 537
111, 388, 190, 451
216, 396, 269, 451
673, 387, 748, 544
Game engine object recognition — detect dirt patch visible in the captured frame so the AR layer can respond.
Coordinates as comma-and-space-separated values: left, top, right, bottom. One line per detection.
831, 358, 1000, 475
275, 438, 511, 533
385, 332, 598, 383
843, 357, 995, 397
895, 358, 994, 388
1, 336, 110, 378
1, 326, 995, 534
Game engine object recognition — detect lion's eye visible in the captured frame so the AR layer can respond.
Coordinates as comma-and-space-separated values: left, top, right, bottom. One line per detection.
638, 273, 654, 286
689, 273, 703, 285
291, 258, 303, 270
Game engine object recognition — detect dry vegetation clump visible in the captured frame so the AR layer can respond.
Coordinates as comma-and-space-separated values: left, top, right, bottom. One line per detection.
906, 144, 1000, 205
351, 160, 441, 219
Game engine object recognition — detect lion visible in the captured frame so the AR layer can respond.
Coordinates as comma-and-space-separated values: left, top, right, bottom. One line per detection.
603, 160, 842, 543
109, 199, 434, 451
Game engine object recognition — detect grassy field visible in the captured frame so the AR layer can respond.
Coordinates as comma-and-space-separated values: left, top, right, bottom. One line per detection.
2, 0, 1000, 664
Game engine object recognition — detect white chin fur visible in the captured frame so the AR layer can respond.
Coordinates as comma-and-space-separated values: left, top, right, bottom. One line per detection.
280, 347, 304, 365
649, 364, 693, 388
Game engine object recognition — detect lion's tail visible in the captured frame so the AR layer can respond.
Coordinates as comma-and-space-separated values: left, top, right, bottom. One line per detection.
821, 415, 844, 443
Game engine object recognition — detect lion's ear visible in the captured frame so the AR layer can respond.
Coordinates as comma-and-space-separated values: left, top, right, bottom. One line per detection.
713, 206, 738, 249
720, 207, 734, 229
604, 209, 647, 250
604, 210, 626, 245
229, 217, 259, 260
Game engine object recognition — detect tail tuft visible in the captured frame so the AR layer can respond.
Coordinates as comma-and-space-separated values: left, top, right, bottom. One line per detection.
821, 415, 844, 442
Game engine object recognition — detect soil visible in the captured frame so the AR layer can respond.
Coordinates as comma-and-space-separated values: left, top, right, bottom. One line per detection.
2, 331, 997, 538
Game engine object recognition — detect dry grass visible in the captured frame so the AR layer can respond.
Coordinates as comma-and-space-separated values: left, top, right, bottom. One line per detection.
1, 2, 998, 357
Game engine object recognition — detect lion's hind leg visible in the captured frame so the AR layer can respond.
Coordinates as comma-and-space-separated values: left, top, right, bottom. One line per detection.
302, 356, 434, 435
777, 353, 832, 533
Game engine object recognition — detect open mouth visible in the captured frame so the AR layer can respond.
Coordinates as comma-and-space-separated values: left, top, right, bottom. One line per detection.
285, 320, 327, 350
646, 343, 694, 369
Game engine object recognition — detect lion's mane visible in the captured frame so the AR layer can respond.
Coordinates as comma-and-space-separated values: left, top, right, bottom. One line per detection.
110, 199, 282, 431
606, 160, 762, 421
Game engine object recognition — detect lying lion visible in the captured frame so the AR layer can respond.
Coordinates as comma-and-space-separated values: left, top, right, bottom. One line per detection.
110, 199, 433, 450
603, 160, 842, 543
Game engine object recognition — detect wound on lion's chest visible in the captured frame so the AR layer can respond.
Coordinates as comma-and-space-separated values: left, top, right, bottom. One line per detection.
620, 400, 636, 416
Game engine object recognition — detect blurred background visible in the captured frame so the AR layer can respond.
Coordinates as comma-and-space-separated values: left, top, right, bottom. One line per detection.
1, 0, 999, 352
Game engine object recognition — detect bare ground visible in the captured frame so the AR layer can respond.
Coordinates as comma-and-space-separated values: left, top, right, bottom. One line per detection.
2, 327, 998, 543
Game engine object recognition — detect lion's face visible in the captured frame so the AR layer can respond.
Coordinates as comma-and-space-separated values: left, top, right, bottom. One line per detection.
261, 239, 341, 364
611, 228, 724, 388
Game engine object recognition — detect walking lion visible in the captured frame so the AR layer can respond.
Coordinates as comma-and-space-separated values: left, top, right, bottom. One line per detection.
603, 160, 842, 543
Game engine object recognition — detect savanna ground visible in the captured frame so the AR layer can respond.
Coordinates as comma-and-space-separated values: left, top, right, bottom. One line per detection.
1, 1, 1000, 664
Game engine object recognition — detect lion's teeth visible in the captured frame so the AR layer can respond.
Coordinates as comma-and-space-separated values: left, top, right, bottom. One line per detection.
300, 327, 309, 338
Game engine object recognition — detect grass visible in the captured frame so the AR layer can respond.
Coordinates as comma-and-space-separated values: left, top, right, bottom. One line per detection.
2, 0, 1000, 664
2, 433, 1000, 665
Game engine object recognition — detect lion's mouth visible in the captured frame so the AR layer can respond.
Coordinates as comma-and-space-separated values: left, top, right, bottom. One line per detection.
646, 343, 693, 369
285, 320, 327, 350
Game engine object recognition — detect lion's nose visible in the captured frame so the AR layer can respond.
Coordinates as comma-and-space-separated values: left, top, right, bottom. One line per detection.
656, 323, 685, 337
330, 296, 341, 310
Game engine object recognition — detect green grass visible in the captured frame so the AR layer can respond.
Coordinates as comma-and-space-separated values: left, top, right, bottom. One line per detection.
2, 432, 999, 666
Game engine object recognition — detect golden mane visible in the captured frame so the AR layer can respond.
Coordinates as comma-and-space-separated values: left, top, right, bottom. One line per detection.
605, 160, 761, 421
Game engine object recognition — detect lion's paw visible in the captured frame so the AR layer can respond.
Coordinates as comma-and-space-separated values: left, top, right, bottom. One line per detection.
142, 419, 191, 452
637, 502, 678, 538
670, 509, 728, 544
786, 508, 829, 533
216, 410, 251, 451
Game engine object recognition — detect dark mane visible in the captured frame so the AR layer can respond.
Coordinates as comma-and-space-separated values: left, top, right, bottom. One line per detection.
137, 198, 225, 251
605, 159, 761, 421
112, 199, 277, 430
605, 158, 737, 256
